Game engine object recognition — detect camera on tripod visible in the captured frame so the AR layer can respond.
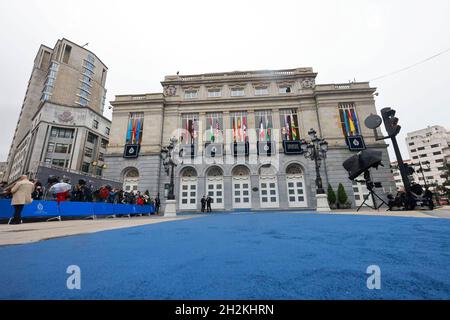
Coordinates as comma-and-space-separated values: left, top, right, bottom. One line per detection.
343, 149, 388, 211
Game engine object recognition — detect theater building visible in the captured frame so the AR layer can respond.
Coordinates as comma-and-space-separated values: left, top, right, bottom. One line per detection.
105, 68, 395, 212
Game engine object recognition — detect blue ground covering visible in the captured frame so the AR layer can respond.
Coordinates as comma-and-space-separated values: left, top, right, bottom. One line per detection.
0, 212, 450, 299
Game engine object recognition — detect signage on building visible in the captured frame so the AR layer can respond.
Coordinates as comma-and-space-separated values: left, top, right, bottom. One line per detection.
257, 141, 273, 156
180, 143, 196, 159
205, 143, 223, 158
123, 144, 140, 158
232, 142, 249, 157
283, 140, 304, 155
347, 135, 366, 151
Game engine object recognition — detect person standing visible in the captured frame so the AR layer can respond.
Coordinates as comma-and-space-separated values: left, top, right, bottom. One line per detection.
154, 194, 161, 215
201, 195, 206, 212
10, 175, 35, 224
206, 195, 212, 213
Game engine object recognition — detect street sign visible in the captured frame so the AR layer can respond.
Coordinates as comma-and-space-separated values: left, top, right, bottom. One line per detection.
283, 140, 304, 154
123, 144, 140, 158
347, 135, 366, 151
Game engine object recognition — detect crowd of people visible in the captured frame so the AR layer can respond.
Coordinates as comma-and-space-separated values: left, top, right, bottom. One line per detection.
0, 176, 161, 224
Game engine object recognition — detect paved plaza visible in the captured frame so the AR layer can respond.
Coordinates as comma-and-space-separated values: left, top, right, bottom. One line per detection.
1, 208, 450, 300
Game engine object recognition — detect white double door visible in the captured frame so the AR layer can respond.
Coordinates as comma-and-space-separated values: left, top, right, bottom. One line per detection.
286, 175, 307, 207
180, 177, 197, 210
232, 176, 251, 208
206, 177, 224, 209
352, 180, 373, 207
259, 176, 279, 208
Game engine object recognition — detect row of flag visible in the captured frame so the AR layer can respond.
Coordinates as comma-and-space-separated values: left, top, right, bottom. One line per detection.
126, 117, 143, 145
282, 114, 299, 141
339, 107, 360, 137
232, 115, 247, 142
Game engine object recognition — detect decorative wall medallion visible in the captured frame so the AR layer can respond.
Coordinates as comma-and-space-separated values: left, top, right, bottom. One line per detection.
301, 78, 315, 89
58, 111, 74, 123
164, 85, 177, 96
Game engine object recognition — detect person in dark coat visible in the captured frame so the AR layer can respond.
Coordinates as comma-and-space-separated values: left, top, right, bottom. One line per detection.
154, 194, 161, 215
206, 195, 212, 213
200, 195, 206, 212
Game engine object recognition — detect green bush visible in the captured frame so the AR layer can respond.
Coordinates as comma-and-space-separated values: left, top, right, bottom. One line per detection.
327, 184, 336, 206
337, 183, 348, 208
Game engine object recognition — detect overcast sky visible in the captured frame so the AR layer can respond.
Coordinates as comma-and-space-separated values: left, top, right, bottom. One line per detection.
1, 0, 449, 163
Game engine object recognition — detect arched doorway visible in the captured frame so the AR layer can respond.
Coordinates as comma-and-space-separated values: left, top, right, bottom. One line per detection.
123, 167, 139, 192
206, 166, 224, 209
232, 165, 251, 208
179, 167, 198, 210
259, 164, 279, 208
286, 163, 307, 207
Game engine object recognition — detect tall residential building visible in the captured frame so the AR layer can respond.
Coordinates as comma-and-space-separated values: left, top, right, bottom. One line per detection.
406, 125, 450, 187
105, 67, 395, 211
0, 162, 7, 182
4, 38, 111, 184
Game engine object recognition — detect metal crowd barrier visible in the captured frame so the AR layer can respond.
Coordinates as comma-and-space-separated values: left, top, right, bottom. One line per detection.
0, 199, 155, 223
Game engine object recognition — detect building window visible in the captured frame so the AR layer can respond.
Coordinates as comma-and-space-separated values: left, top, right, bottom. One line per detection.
230, 112, 248, 142
54, 143, 70, 153
436, 159, 444, 163
52, 159, 67, 168
231, 88, 245, 97
125, 112, 144, 145
433, 151, 442, 155
47, 142, 55, 153
255, 87, 269, 95
205, 112, 223, 143
408, 142, 415, 146
338, 103, 361, 137
278, 86, 292, 94
44, 158, 51, 165
184, 90, 198, 99
63, 45, 72, 64
419, 154, 427, 158
98, 152, 105, 161
280, 109, 300, 141
431, 144, 440, 148
180, 113, 199, 144
50, 127, 74, 139
87, 132, 97, 144
81, 162, 90, 173
417, 147, 425, 151
412, 156, 419, 159
101, 139, 108, 149
207, 89, 221, 98
41, 62, 59, 102
410, 149, 417, 153
255, 110, 273, 142
84, 147, 93, 158
105, 127, 110, 136
92, 120, 99, 129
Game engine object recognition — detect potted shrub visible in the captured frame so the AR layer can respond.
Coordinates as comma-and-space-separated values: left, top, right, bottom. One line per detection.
337, 183, 348, 209
327, 184, 337, 209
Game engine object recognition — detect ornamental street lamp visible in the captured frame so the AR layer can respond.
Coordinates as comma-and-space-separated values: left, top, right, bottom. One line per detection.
160, 137, 178, 200
300, 128, 329, 194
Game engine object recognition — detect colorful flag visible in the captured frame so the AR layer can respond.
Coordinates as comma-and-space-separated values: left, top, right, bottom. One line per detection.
126, 118, 132, 143
347, 110, 356, 135
342, 110, 350, 136
232, 117, 236, 142
215, 120, 220, 141
209, 116, 214, 142
291, 115, 298, 140
352, 109, 360, 134
286, 115, 291, 140
135, 118, 141, 144
242, 116, 247, 141
237, 117, 242, 141
259, 117, 265, 141
132, 118, 137, 144
265, 116, 271, 141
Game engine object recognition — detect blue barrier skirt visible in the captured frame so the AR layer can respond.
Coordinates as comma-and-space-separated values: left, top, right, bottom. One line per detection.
0, 200, 15, 218
0, 200, 156, 219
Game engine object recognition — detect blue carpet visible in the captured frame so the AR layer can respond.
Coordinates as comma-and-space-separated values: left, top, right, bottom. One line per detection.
1, 212, 450, 299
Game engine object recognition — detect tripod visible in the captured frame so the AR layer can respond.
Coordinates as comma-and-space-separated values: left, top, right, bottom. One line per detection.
355, 170, 389, 212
